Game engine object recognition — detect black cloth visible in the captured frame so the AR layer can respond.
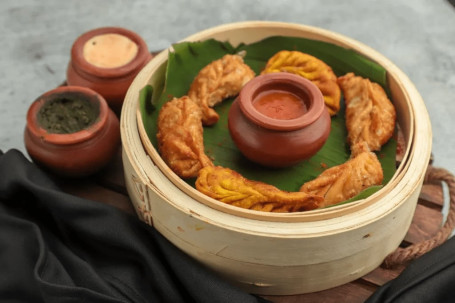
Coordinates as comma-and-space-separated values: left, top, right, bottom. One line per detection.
365, 234, 455, 303
0, 149, 268, 303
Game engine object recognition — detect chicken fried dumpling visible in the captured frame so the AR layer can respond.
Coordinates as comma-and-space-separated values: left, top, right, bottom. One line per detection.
188, 54, 255, 125
338, 72, 396, 153
157, 96, 213, 178
196, 166, 322, 212
299, 142, 383, 207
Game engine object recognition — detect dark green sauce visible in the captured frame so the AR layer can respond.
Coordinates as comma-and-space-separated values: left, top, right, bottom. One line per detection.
37, 97, 99, 134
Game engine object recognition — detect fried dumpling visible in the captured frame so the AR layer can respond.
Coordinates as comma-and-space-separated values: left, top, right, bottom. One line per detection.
299, 142, 383, 207
196, 166, 323, 212
188, 54, 255, 125
338, 72, 396, 153
261, 50, 341, 115
157, 96, 213, 178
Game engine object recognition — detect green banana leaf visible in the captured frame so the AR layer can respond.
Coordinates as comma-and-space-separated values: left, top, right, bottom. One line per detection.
139, 36, 397, 204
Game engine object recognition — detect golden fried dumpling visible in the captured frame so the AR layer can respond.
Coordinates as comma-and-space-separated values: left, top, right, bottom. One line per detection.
188, 54, 255, 125
196, 166, 323, 212
157, 96, 213, 178
299, 142, 383, 207
261, 50, 341, 115
338, 72, 396, 153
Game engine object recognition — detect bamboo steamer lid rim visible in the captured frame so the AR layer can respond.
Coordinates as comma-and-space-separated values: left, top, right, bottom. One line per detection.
121, 21, 432, 236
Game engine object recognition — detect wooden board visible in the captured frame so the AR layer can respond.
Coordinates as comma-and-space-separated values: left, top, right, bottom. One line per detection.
55, 147, 444, 302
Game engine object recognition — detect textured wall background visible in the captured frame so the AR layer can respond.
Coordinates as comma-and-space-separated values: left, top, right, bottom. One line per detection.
1, 0, 454, 172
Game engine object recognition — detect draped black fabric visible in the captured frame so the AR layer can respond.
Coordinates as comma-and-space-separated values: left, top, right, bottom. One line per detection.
3, 148, 455, 303
0, 149, 269, 303
365, 235, 455, 303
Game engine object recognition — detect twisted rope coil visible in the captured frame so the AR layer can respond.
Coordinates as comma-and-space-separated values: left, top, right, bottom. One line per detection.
382, 166, 455, 269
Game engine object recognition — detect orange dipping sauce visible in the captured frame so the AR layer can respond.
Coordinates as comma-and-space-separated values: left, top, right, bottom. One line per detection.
253, 90, 307, 120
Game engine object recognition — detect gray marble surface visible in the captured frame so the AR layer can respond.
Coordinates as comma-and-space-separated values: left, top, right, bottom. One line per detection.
1, 0, 454, 174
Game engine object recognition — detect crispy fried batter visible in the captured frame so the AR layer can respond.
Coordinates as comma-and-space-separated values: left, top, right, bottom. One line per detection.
196, 166, 323, 212
261, 50, 341, 116
299, 142, 383, 207
188, 54, 255, 125
157, 96, 213, 178
338, 72, 396, 153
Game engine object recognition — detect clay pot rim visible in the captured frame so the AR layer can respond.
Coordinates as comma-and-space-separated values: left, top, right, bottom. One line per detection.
26, 86, 108, 145
239, 72, 325, 131
70, 27, 150, 79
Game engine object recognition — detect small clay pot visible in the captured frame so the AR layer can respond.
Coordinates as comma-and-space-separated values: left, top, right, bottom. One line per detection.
228, 72, 331, 167
66, 27, 152, 114
24, 86, 120, 177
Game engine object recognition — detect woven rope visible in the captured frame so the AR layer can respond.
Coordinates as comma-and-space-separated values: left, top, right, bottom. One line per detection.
382, 166, 455, 269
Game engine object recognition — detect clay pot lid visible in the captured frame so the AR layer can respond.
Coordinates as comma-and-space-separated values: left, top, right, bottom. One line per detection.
239, 72, 325, 131
26, 86, 108, 145
70, 27, 150, 78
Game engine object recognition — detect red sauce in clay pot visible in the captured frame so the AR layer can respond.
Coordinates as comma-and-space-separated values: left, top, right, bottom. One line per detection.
24, 86, 120, 177
228, 72, 331, 168
253, 90, 307, 120
66, 27, 152, 114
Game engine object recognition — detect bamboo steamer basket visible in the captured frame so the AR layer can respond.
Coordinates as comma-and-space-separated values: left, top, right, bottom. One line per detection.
121, 21, 432, 295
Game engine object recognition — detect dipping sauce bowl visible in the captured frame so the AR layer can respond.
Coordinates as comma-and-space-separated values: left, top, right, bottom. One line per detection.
24, 86, 120, 177
66, 27, 152, 114
228, 72, 331, 167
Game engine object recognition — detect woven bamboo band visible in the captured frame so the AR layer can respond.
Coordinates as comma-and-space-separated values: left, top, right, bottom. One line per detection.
382, 166, 455, 269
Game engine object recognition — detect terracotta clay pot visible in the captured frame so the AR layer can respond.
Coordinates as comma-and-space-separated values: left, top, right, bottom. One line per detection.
228, 72, 331, 167
66, 27, 152, 114
24, 86, 120, 177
